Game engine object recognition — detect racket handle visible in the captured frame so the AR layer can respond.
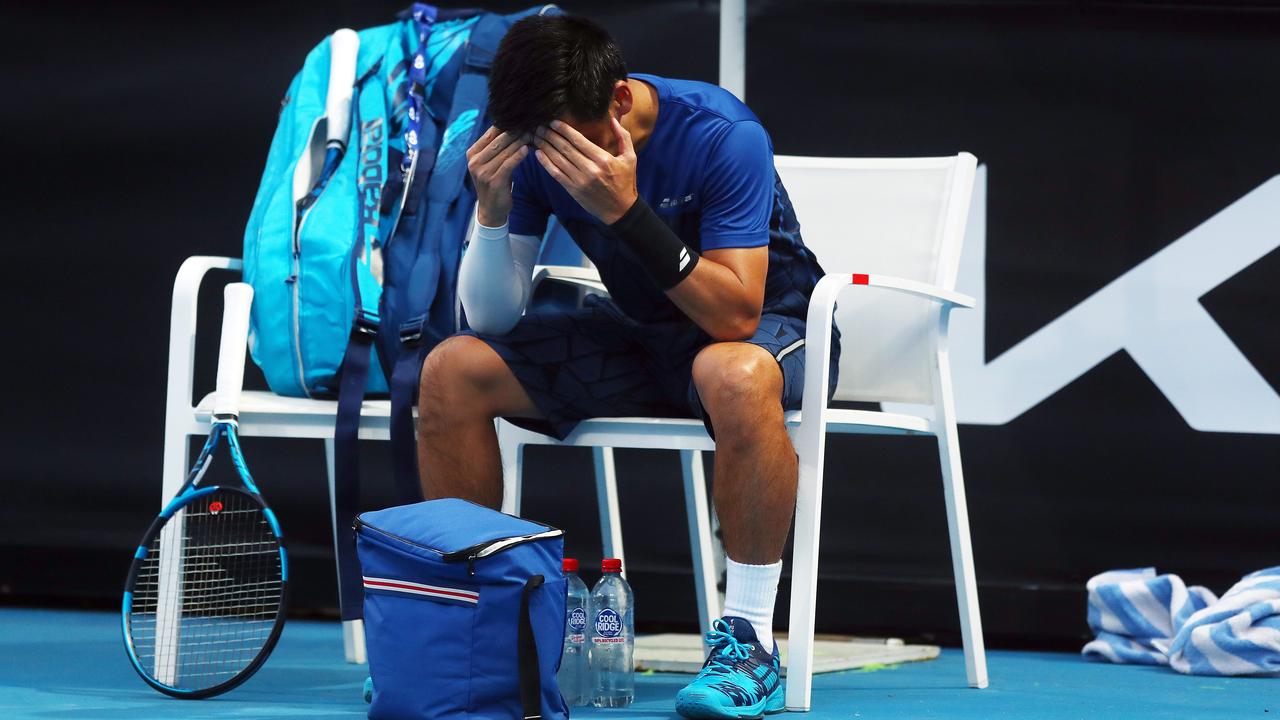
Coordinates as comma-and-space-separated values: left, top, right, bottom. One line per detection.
213, 283, 255, 420
325, 28, 360, 148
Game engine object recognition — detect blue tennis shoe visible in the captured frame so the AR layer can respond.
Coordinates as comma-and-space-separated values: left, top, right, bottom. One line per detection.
675, 617, 785, 719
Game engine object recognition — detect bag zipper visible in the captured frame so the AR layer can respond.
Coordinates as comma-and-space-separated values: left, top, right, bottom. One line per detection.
286, 116, 327, 398
354, 516, 562, 576
289, 211, 311, 397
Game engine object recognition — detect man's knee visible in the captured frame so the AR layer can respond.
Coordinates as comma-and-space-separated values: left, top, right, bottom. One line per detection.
692, 343, 783, 425
420, 335, 506, 418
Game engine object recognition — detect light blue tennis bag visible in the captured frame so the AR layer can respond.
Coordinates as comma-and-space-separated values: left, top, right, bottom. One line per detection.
241, 18, 403, 398
242, 5, 559, 402
356, 499, 569, 720
241, 4, 564, 628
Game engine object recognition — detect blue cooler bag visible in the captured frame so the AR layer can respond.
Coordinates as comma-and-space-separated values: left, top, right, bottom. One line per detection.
355, 498, 569, 720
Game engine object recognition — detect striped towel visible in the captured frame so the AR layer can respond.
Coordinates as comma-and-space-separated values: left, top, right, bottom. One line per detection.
1082, 567, 1280, 676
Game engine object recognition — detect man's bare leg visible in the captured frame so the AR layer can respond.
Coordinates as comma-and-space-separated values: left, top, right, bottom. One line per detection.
418, 335, 542, 509
692, 342, 797, 564
691, 341, 796, 651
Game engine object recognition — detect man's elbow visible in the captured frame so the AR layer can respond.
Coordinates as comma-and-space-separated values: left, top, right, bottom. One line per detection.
461, 302, 522, 337
467, 318, 515, 337
707, 312, 760, 342
459, 280, 528, 337
469, 314, 521, 336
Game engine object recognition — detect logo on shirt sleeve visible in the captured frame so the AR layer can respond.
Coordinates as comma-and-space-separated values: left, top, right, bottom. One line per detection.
658, 193, 695, 209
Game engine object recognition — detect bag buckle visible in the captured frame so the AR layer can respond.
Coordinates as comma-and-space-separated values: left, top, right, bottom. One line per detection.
399, 315, 432, 348
353, 311, 380, 338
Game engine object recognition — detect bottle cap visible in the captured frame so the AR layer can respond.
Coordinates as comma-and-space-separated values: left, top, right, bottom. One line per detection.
563, 557, 579, 573
602, 558, 622, 573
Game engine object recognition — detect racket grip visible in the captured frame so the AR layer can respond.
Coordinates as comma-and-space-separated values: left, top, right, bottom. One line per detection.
325, 28, 360, 147
213, 283, 255, 419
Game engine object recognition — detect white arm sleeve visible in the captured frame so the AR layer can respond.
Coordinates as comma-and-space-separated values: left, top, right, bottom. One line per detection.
458, 213, 541, 335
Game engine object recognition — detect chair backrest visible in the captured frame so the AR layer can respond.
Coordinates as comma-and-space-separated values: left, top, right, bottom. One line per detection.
774, 154, 976, 405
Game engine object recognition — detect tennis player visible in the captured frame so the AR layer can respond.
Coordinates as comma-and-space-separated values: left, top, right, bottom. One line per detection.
418, 14, 838, 718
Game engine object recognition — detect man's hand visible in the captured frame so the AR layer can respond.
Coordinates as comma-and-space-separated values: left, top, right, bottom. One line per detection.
533, 117, 638, 225
467, 126, 530, 227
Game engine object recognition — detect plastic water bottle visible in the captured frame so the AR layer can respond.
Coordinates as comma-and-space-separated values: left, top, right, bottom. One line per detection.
590, 557, 634, 708
558, 558, 591, 706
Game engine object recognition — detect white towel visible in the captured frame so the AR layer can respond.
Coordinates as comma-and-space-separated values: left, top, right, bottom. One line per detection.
1082, 567, 1280, 676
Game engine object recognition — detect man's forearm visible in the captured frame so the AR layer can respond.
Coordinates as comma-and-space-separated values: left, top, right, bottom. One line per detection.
665, 260, 762, 341
609, 198, 764, 340
458, 215, 539, 335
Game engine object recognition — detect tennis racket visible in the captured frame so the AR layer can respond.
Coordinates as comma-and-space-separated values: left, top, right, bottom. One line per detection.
122, 283, 288, 698
294, 28, 361, 223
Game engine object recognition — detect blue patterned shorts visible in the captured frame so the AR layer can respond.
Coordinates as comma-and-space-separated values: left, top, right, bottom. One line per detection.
463, 295, 840, 441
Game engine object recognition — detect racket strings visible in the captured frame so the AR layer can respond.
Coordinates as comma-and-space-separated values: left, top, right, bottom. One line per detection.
129, 489, 283, 691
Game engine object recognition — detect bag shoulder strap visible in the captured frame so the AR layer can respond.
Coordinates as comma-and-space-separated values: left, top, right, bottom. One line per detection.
422, 12, 505, 204
386, 11, 509, 506
331, 38, 398, 624
519, 575, 547, 720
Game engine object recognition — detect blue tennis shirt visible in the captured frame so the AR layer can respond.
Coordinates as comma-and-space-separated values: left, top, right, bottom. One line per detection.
507, 72, 826, 324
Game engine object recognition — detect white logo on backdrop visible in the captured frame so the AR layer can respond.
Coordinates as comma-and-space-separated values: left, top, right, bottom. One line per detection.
947, 166, 1280, 434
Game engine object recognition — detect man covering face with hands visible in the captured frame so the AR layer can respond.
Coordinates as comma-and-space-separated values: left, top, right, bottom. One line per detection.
418, 13, 838, 718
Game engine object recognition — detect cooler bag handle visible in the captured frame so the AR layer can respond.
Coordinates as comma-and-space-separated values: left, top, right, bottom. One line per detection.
519, 575, 545, 720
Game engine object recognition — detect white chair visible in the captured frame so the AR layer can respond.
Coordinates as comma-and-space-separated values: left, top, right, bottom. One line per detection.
164, 256, 387, 663
497, 154, 989, 711
160, 256, 607, 666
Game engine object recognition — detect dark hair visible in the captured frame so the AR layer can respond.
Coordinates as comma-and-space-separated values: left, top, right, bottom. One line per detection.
488, 14, 628, 134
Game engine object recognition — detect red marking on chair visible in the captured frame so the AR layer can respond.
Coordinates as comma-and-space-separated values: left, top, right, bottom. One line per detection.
852, 273, 870, 285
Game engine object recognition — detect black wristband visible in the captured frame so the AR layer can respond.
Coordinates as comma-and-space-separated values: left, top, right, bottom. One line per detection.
609, 197, 700, 290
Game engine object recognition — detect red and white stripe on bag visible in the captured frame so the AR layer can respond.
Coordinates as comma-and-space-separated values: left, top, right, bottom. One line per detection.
362, 576, 479, 604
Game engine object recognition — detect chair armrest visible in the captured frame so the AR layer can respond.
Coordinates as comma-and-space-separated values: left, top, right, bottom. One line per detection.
796, 272, 974, 439
167, 256, 243, 415
849, 272, 975, 308
531, 264, 608, 294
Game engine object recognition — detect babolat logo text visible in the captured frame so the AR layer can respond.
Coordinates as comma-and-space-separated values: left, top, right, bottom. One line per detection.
658, 193, 694, 209
594, 608, 622, 641
358, 118, 385, 234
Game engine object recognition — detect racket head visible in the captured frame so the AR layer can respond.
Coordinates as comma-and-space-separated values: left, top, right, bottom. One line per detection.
122, 477, 287, 698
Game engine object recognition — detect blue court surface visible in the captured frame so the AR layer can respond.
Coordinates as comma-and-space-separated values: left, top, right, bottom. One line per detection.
1, 608, 1271, 719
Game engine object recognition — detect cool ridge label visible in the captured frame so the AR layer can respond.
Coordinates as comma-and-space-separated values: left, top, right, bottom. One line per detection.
593, 607, 626, 643
568, 607, 587, 643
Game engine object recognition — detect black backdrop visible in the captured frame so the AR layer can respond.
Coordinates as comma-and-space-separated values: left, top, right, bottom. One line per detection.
4, 0, 1278, 651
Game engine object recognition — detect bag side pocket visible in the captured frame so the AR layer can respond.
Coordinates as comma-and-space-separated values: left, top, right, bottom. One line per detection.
365, 574, 479, 720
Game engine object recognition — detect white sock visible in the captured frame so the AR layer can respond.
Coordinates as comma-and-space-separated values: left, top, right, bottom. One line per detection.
722, 557, 782, 650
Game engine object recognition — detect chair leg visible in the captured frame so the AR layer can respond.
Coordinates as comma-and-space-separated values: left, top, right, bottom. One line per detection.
497, 421, 523, 516
785, 424, 827, 711
935, 415, 988, 688
592, 447, 625, 576
154, 426, 191, 685
681, 450, 720, 641
327, 438, 366, 664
